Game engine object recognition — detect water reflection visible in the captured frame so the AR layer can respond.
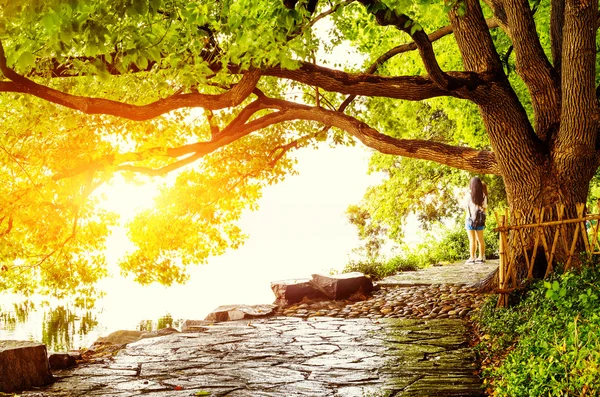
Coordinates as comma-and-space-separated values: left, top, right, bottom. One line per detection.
41, 306, 98, 351
0, 298, 100, 351
0, 300, 35, 331
137, 313, 183, 332
0, 296, 186, 351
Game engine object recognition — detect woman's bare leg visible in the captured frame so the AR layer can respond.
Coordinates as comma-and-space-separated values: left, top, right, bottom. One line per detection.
475, 229, 486, 260
467, 229, 477, 260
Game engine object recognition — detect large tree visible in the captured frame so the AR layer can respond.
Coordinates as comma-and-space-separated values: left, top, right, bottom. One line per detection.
0, 0, 597, 295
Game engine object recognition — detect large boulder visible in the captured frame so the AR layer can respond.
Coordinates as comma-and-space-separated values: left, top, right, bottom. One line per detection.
204, 304, 277, 322
270, 278, 328, 306
0, 340, 54, 392
310, 272, 373, 300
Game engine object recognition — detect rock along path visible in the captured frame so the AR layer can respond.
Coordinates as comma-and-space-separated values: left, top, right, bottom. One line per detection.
23, 261, 497, 397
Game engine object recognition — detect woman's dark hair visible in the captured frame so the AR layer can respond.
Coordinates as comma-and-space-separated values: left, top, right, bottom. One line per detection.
470, 177, 485, 206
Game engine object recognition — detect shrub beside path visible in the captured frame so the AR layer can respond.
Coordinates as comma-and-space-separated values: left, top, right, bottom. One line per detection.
23, 261, 497, 397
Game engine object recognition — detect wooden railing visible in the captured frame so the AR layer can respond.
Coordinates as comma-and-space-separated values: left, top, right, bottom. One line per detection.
495, 203, 600, 307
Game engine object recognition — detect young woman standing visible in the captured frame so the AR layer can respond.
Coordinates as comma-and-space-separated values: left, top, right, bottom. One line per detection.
462, 177, 488, 264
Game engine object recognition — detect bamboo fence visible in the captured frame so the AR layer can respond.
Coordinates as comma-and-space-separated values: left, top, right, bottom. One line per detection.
494, 202, 600, 307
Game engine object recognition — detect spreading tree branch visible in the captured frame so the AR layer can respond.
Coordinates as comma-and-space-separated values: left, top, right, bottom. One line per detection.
55, 89, 500, 181
335, 17, 500, 115
0, 40, 261, 120
258, 96, 501, 175
262, 62, 492, 102
307, 0, 356, 29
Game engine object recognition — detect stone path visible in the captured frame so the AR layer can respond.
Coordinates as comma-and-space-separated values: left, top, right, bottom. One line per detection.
21, 261, 496, 397
24, 318, 481, 397
379, 260, 497, 287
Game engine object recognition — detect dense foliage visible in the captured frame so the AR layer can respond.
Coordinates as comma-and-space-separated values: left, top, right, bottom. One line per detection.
1, 0, 600, 296
475, 262, 600, 396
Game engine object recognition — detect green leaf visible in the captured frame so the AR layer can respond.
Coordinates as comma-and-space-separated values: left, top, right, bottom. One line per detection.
17, 51, 35, 71
42, 12, 59, 31
544, 281, 551, 289
149, 0, 162, 14
135, 54, 149, 70
410, 22, 422, 35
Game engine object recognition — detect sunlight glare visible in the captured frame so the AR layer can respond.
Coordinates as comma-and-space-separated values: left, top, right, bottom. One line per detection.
95, 174, 159, 220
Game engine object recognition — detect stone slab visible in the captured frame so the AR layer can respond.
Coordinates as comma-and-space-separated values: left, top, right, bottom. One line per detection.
204, 304, 277, 322
379, 260, 498, 287
311, 272, 373, 299
0, 340, 54, 392
270, 278, 328, 305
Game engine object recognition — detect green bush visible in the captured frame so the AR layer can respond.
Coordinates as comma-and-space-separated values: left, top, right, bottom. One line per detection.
343, 258, 389, 280
475, 262, 600, 397
343, 256, 419, 280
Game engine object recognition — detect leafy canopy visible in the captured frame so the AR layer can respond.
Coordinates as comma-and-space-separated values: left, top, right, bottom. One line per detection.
1, 0, 593, 296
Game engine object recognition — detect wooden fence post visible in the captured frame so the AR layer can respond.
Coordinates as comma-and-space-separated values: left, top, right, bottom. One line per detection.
497, 215, 508, 308
494, 203, 600, 309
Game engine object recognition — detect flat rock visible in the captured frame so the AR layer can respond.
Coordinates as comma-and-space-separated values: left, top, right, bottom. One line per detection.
19, 318, 483, 397
156, 327, 180, 336
270, 278, 328, 305
94, 330, 146, 346
204, 304, 277, 322
92, 328, 178, 349
181, 319, 210, 332
311, 272, 374, 300
0, 340, 54, 392
379, 260, 498, 287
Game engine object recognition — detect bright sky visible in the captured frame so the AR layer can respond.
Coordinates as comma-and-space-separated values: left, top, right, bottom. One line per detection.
91, 143, 382, 332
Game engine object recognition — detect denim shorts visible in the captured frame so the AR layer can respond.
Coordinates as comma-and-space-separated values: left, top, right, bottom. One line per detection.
465, 220, 485, 231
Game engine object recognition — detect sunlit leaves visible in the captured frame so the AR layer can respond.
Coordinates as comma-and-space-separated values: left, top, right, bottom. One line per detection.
120, 127, 296, 285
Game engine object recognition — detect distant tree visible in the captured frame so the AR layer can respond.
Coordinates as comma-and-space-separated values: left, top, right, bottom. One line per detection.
0, 0, 598, 295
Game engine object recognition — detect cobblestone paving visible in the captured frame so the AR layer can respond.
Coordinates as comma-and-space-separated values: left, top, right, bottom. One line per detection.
275, 260, 498, 321
275, 284, 487, 321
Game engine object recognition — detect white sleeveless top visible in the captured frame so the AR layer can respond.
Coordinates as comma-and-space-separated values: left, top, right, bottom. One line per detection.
462, 191, 487, 221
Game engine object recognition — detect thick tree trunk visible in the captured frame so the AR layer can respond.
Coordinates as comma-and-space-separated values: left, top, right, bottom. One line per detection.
473, 162, 591, 292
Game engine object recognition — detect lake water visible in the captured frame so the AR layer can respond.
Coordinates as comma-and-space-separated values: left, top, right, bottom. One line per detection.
0, 145, 382, 351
